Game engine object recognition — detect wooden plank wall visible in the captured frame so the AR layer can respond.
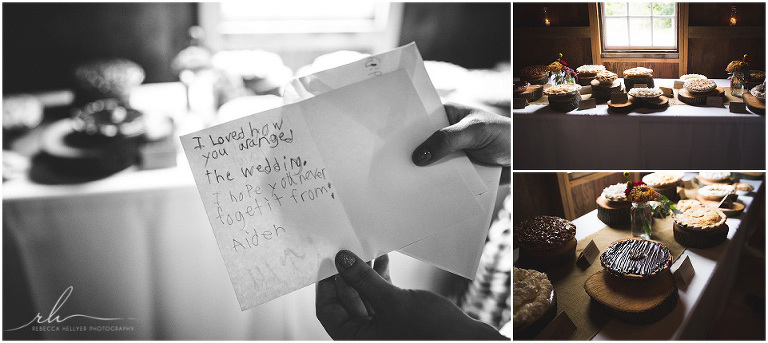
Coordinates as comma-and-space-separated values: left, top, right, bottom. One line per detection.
514, 2, 766, 79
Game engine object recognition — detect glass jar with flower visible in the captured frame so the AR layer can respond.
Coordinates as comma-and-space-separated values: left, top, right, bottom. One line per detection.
727, 54, 751, 97
624, 173, 680, 239
547, 53, 577, 85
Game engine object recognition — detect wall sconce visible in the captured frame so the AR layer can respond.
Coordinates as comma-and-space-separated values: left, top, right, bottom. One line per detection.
543, 7, 550, 26
729, 5, 737, 26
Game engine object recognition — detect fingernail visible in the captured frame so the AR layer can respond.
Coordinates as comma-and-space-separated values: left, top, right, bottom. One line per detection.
336, 250, 356, 268
413, 147, 432, 166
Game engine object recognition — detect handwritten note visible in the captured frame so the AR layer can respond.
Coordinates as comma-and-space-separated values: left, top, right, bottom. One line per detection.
706, 96, 724, 107
182, 69, 482, 310
611, 92, 629, 104
730, 101, 748, 113
283, 43, 500, 279
578, 98, 597, 110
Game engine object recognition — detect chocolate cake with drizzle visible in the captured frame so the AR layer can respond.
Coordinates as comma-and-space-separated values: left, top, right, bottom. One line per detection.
600, 238, 672, 279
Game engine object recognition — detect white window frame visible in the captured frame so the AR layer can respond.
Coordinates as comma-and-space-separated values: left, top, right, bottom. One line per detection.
199, 3, 404, 55
600, 2, 679, 53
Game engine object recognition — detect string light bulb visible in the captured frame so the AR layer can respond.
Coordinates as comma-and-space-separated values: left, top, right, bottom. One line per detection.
543, 7, 550, 26
730, 6, 737, 26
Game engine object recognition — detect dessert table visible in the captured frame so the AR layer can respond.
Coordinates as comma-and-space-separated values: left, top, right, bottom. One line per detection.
565, 173, 763, 340
513, 79, 765, 169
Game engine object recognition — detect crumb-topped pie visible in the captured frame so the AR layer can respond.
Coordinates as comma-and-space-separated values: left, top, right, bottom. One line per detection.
624, 67, 653, 77
680, 74, 708, 81
543, 83, 582, 96
698, 184, 736, 200
698, 171, 731, 182
521, 65, 549, 78
600, 238, 672, 279
684, 79, 717, 94
628, 87, 663, 98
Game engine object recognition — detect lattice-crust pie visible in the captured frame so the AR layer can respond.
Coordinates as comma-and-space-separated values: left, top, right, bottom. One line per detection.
672, 206, 727, 230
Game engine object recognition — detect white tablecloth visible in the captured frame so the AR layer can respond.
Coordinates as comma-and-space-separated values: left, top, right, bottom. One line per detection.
513, 79, 766, 169
569, 173, 763, 340
3, 158, 467, 339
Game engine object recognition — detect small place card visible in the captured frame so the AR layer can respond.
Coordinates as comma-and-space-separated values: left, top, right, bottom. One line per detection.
611, 92, 629, 104
674, 80, 685, 89
730, 101, 749, 113
536, 311, 576, 340
579, 85, 592, 95
576, 240, 600, 268
578, 98, 597, 110
706, 96, 724, 107
634, 83, 648, 89
513, 98, 528, 109
660, 87, 674, 97
673, 255, 695, 286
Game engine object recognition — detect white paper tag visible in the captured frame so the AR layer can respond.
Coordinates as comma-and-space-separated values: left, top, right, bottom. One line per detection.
577, 240, 600, 267
536, 311, 576, 340
674, 255, 695, 286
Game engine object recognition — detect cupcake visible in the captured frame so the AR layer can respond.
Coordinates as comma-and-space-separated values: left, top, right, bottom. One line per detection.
680, 74, 708, 82
672, 206, 729, 248
597, 183, 631, 226
513, 267, 557, 339
698, 184, 736, 201
514, 216, 577, 270
600, 238, 672, 279
521, 65, 550, 85
623, 67, 654, 89
642, 172, 684, 202
684, 79, 717, 95
698, 171, 731, 183
544, 83, 582, 112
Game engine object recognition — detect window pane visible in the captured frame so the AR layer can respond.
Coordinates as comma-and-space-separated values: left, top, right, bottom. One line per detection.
628, 2, 651, 16
605, 2, 627, 16
653, 18, 675, 46
629, 18, 652, 46
605, 17, 629, 47
653, 2, 675, 16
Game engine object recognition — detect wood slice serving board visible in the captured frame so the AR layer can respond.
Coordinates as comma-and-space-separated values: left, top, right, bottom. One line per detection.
743, 93, 765, 114
607, 95, 636, 110
584, 269, 677, 324
678, 88, 724, 106
695, 195, 746, 217
596, 197, 631, 226
515, 85, 544, 102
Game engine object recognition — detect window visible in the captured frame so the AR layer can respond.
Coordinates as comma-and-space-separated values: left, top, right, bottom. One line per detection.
199, 3, 404, 69
601, 2, 677, 53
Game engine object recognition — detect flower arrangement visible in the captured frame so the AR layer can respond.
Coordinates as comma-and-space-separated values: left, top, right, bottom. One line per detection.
726, 54, 751, 73
547, 53, 577, 85
727, 54, 751, 97
623, 173, 681, 238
